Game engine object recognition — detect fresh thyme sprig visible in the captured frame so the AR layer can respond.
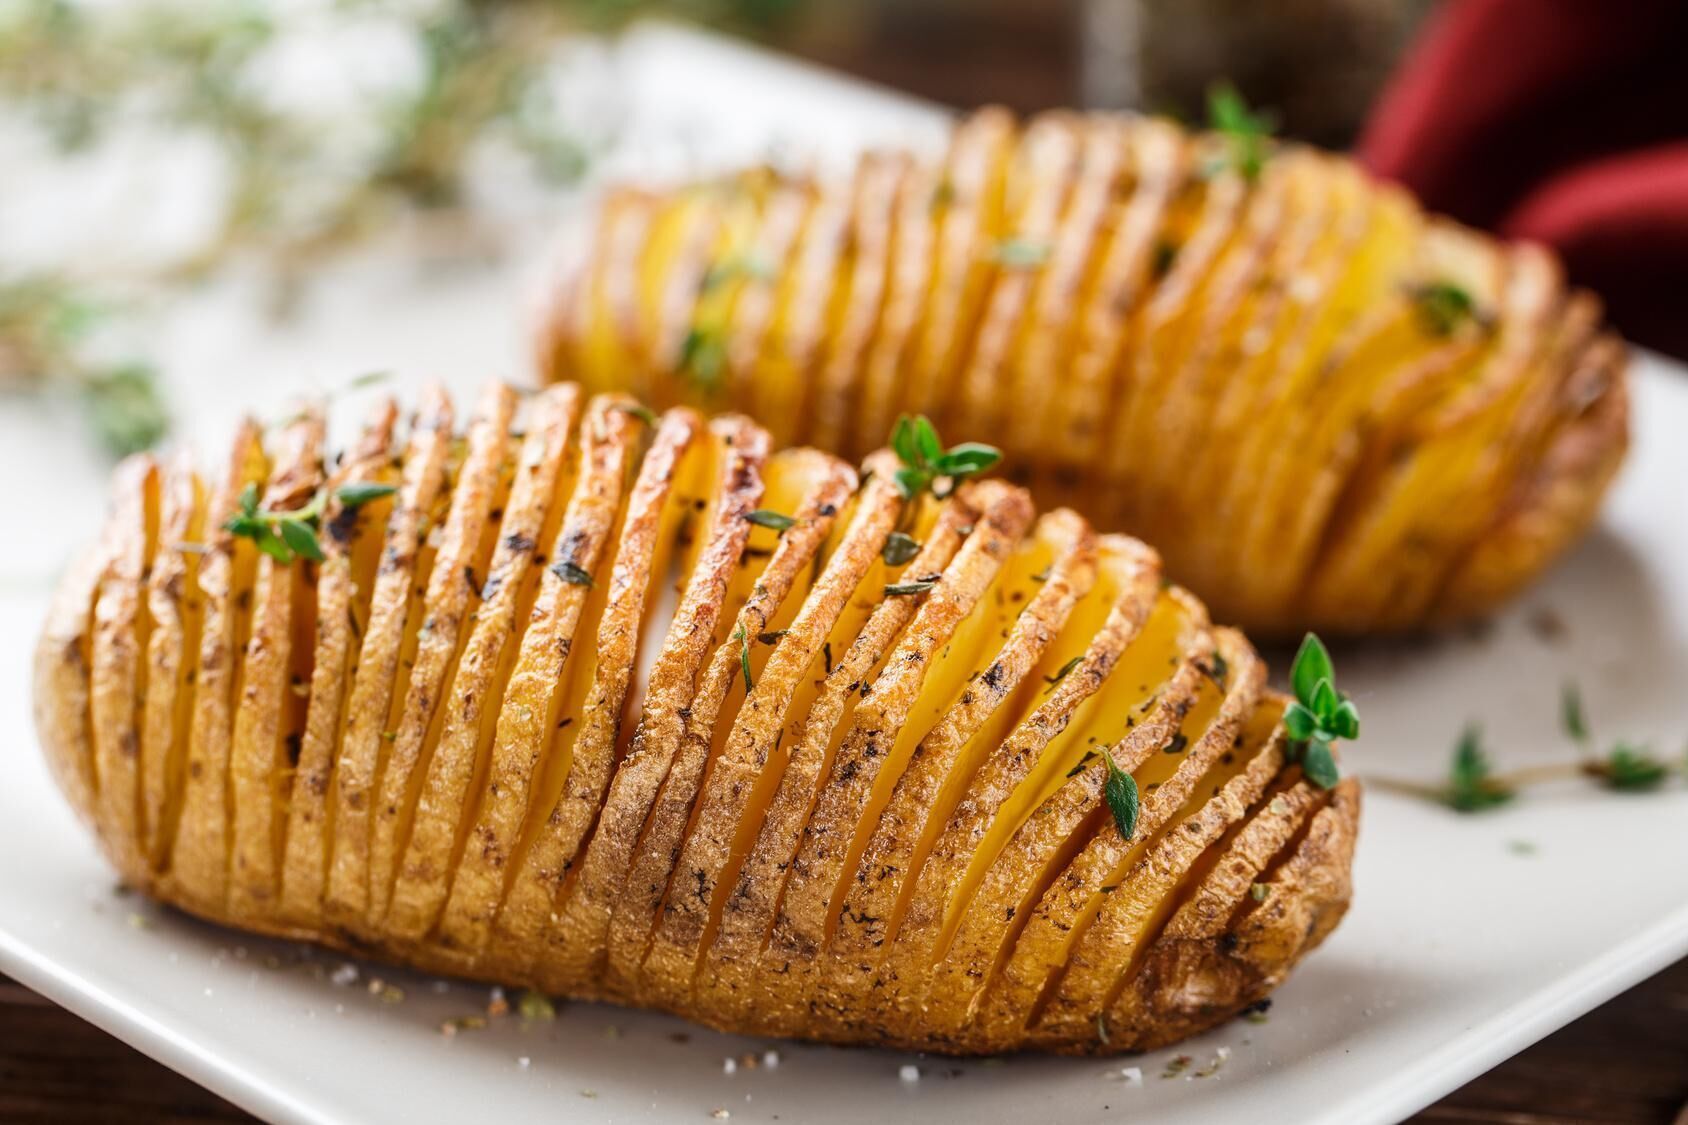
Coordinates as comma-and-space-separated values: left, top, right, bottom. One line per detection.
224, 480, 396, 565
1372, 682, 1683, 812
1281, 634, 1357, 790
888, 414, 1002, 500
1205, 83, 1276, 182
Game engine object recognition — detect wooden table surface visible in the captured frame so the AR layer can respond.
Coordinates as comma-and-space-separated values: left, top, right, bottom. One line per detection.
4, 956, 1686, 1123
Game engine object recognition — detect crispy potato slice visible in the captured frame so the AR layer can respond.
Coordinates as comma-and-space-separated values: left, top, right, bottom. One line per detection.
819, 509, 1099, 995
430, 395, 645, 962
33, 542, 105, 839
622, 448, 858, 1006
952, 112, 1083, 444
757, 480, 1036, 1021
749, 181, 849, 449
323, 386, 455, 935
901, 107, 1016, 426
853, 160, 940, 456
724, 176, 813, 410
1052, 118, 1189, 494
700, 473, 967, 1025
276, 398, 400, 930
382, 386, 582, 944
536, 414, 770, 993
88, 455, 159, 884
1433, 334, 1628, 622
363, 382, 519, 933
228, 407, 325, 920
139, 453, 206, 872
490, 406, 708, 980
1016, 648, 1275, 1050
166, 421, 267, 916
914, 593, 1219, 1042
809, 152, 906, 452
1006, 114, 1132, 465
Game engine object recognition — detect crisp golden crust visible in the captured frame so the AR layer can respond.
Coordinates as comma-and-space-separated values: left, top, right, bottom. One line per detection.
36, 379, 1359, 1055
537, 110, 1629, 636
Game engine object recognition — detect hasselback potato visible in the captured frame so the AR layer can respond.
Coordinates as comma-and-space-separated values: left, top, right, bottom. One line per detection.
34, 380, 1358, 1055
536, 108, 1629, 636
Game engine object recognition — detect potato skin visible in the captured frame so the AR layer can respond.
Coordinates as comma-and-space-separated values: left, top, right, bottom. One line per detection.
537, 110, 1629, 638
34, 380, 1359, 1056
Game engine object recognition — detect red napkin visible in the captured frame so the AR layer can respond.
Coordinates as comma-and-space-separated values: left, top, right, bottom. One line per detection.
1358, 0, 1688, 359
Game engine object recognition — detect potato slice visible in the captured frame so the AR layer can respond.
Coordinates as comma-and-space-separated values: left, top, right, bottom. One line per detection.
381, 386, 582, 944
901, 107, 1016, 426
490, 406, 708, 980
88, 455, 159, 885
809, 151, 906, 452
853, 161, 940, 456
228, 407, 325, 920
276, 398, 400, 930
622, 448, 858, 1006
951, 112, 1084, 444
33, 543, 105, 839
165, 421, 266, 917
1006, 114, 1132, 467
820, 509, 1100, 986
139, 453, 206, 871
429, 395, 645, 963
322, 386, 455, 933
537, 414, 770, 994
757, 480, 1036, 1022
699, 473, 968, 1025
362, 382, 519, 933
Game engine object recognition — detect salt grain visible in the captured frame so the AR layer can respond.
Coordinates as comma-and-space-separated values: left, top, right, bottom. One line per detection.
723, 1058, 738, 1075
1118, 1066, 1142, 1085
898, 1064, 920, 1083
329, 963, 359, 987
517, 1056, 532, 1070
711, 1110, 730, 1120
761, 1049, 781, 1070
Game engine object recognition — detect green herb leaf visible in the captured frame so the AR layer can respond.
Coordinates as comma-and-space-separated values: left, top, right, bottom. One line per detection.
1561, 681, 1589, 745
1205, 82, 1275, 181
678, 326, 727, 389
1043, 655, 1082, 692
1102, 749, 1140, 841
278, 517, 324, 563
1290, 634, 1335, 709
550, 560, 594, 588
1597, 743, 1670, 791
886, 414, 1002, 499
336, 481, 398, 508
884, 578, 938, 597
989, 238, 1051, 270
1445, 724, 1514, 812
1301, 740, 1340, 790
1282, 701, 1317, 741
734, 625, 753, 693
882, 531, 921, 567
610, 402, 659, 426
1410, 281, 1479, 337
745, 508, 796, 532
1249, 882, 1270, 903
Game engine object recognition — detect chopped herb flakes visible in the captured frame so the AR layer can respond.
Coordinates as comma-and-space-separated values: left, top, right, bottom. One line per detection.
882, 530, 921, 567
745, 508, 796, 532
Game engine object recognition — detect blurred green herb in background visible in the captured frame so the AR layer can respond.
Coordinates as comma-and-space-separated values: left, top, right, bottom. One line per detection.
0, 0, 799, 455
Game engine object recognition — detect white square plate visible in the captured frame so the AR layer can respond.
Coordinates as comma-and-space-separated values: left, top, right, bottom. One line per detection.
1, 24, 1685, 1125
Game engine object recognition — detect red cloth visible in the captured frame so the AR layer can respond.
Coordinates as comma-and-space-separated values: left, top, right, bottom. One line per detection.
1358, 0, 1688, 358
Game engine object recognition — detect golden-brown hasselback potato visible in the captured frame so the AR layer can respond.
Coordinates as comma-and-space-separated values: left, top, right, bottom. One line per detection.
34, 380, 1358, 1055
535, 109, 1629, 637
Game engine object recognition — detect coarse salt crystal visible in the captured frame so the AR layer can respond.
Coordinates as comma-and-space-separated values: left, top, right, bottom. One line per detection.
329, 963, 358, 987
723, 1058, 737, 1075
898, 1064, 920, 1083
761, 1049, 781, 1070
1119, 1066, 1142, 1085
517, 1056, 531, 1070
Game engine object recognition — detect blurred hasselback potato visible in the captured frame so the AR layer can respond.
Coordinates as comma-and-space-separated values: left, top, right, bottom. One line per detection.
35, 380, 1359, 1054
536, 108, 1629, 636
